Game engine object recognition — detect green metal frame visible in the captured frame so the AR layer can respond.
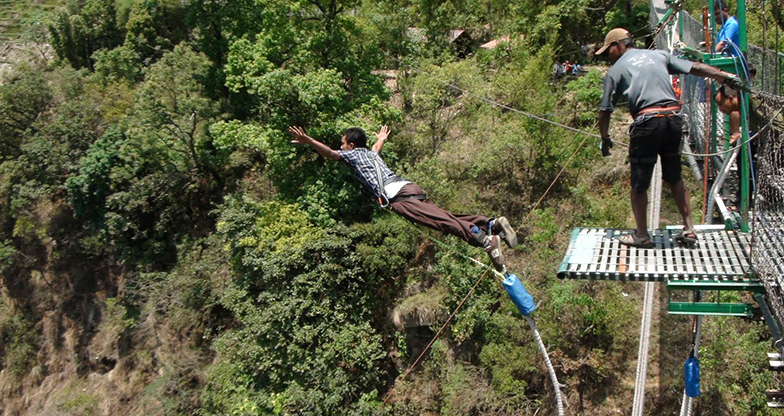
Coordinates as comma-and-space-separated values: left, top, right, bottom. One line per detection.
667, 277, 760, 317
677, 1, 751, 231
668, 301, 754, 316
667, 279, 764, 292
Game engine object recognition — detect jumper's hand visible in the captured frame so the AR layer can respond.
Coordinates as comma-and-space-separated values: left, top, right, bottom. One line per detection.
374, 125, 390, 142
288, 126, 312, 145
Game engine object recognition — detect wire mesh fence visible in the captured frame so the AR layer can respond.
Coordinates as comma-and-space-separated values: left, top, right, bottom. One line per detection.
649, 6, 784, 326
751, 97, 784, 326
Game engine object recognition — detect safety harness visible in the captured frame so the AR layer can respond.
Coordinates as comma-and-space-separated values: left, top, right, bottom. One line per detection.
633, 104, 682, 119
372, 156, 426, 207
628, 104, 684, 165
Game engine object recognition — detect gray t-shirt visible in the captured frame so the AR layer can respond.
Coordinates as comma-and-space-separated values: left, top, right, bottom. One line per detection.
600, 49, 693, 115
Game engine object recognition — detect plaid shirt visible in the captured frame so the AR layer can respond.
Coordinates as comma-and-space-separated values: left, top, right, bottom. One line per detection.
338, 148, 402, 199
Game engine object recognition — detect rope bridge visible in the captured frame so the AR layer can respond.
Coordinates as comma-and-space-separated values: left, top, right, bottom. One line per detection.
753, 105, 784, 330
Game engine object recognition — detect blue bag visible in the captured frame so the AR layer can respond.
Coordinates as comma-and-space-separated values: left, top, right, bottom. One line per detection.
503, 274, 536, 316
684, 353, 700, 398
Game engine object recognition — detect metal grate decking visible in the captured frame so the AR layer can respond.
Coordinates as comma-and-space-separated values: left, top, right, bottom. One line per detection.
557, 228, 755, 282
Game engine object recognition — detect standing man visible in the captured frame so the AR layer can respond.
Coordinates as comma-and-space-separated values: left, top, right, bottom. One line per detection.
596, 28, 743, 247
714, 0, 741, 57
288, 125, 518, 273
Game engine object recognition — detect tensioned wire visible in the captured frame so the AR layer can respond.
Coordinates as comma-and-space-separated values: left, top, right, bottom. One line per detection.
388, 49, 784, 158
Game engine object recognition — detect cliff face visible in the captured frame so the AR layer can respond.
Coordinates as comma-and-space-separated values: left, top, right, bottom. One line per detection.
0, 42, 54, 83
0, 200, 135, 416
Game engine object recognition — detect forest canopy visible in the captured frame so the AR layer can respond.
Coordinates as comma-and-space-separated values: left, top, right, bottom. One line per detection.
0, 0, 781, 415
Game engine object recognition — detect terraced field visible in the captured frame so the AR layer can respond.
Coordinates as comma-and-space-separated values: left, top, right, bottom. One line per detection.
0, 0, 60, 41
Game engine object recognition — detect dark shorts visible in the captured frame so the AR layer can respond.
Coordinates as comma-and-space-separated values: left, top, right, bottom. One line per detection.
628, 114, 683, 192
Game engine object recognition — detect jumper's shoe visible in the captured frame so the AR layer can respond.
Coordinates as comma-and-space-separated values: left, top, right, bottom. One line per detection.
490, 216, 518, 248
484, 235, 507, 274
674, 229, 698, 247
618, 232, 654, 248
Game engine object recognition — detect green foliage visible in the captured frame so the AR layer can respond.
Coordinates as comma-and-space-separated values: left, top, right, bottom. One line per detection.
48, 0, 123, 70
479, 313, 538, 407
429, 242, 496, 343
133, 43, 222, 178
203, 197, 411, 415
20, 71, 100, 188
185, 0, 265, 99
0, 66, 52, 162
211, 121, 268, 154
565, 68, 604, 127
698, 318, 778, 415
92, 45, 144, 83
68, 44, 226, 265
0, 240, 15, 275
66, 126, 125, 223
123, 0, 188, 64
58, 388, 99, 416
0, 305, 38, 382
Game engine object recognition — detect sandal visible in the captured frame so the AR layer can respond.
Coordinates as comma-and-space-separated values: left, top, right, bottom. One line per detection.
675, 229, 698, 245
619, 232, 654, 248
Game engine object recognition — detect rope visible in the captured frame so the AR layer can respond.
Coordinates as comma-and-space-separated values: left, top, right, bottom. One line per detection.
526, 315, 565, 416
632, 162, 663, 416
424, 234, 505, 280
387, 52, 628, 150
403, 58, 784, 158
679, 315, 703, 416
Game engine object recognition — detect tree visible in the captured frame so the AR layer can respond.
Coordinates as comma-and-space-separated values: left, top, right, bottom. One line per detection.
133, 44, 223, 184
202, 197, 413, 415
0, 68, 52, 163
48, 0, 123, 70
186, 0, 264, 100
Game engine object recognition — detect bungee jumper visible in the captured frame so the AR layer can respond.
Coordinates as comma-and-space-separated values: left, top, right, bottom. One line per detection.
288, 125, 518, 273
595, 28, 746, 248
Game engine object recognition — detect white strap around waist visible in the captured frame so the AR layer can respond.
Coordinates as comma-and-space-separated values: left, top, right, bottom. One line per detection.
384, 181, 411, 199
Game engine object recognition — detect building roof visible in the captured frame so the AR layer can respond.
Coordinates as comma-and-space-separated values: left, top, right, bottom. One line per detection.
480, 34, 525, 49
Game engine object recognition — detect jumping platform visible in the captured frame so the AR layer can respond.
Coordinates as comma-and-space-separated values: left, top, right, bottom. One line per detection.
557, 227, 756, 283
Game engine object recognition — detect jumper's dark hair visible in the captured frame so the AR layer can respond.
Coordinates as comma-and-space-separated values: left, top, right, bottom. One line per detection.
344, 127, 368, 148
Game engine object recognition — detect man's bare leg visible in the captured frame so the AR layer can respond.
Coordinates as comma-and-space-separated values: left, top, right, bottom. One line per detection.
669, 179, 696, 232
631, 188, 650, 238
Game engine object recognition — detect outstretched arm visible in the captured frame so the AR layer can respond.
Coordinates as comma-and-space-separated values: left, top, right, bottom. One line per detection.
288, 126, 342, 160
691, 62, 750, 91
689, 62, 731, 83
371, 125, 391, 153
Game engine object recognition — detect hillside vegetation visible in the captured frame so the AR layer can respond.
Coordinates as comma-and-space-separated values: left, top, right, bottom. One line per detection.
0, 0, 781, 415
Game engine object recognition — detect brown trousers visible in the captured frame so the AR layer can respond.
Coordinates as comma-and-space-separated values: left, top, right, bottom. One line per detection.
388, 183, 490, 247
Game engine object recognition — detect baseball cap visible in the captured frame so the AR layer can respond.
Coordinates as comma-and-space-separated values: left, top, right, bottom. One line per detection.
595, 28, 631, 55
